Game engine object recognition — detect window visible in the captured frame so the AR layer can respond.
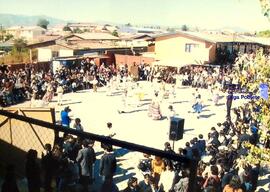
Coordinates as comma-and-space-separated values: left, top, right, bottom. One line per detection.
185, 43, 199, 52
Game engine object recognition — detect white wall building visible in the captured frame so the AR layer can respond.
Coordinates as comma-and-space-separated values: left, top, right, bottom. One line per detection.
6, 26, 46, 41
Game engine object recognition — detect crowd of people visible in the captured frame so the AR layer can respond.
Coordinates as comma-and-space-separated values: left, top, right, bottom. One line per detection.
1, 51, 270, 192
0, 58, 119, 107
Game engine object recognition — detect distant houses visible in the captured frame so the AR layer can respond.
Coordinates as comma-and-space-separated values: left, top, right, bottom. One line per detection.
6, 26, 46, 41
2, 23, 270, 70
66, 23, 118, 33
26, 32, 148, 66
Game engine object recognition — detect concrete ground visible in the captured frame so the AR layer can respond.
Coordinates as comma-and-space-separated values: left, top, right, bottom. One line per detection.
15, 81, 268, 191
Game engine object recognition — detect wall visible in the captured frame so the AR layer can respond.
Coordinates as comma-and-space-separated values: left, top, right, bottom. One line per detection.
37, 48, 52, 62
59, 49, 74, 57
115, 54, 155, 69
154, 34, 212, 67
206, 42, 217, 63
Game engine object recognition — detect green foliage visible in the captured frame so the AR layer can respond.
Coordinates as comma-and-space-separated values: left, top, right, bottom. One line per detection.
257, 30, 270, 37
13, 38, 27, 52
125, 23, 132, 27
63, 25, 72, 31
259, 0, 270, 19
0, 29, 13, 42
166, 28, 176, 33
5, 33, 13, 41
37, 18, 49, 29
0, 50, 30, 64
112, 30, 119, 37
181, 24, 188, 31
73, 27, 83, 34
254, 48, 270, 79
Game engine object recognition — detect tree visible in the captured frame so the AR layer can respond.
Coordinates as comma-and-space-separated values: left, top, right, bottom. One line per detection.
257, 30, 270, 37
13, 38, 27, 52
166, 28, 176, 33
0, 38, 29, 64
259, 0, 270, 20
112, 30, 119, 37
63, 25, 72, 31
37, 18, 49, 29
125, 23, 132, 27
181, 25, 188, 31
73, 27, 83, 34
5, 34, 13, 41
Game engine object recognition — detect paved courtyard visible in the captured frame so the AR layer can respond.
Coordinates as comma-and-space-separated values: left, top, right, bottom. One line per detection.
52, 82, 245, 150
17, 81, 257, 190
50, 82, 245, 190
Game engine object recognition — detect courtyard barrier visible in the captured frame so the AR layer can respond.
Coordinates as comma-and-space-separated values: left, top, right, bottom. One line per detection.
0, 109, 198, 191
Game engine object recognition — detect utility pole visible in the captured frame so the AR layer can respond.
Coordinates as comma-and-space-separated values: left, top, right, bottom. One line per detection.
0, 24, 3, 42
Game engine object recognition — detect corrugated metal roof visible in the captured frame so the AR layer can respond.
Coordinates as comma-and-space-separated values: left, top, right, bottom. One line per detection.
152, 31, 256, 43
182, 31, 253, 43
240, 35, 270, 46
7, 26, 46, 31
74, 33, 119, 40
29, 35, 62, 44
0, 39, 14, 47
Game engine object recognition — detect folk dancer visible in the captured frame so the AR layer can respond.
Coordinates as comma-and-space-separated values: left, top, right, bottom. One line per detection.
148, 92, 162, 120
193, 94, 203, 119
42, 83, 54, 104
56, 84, 64, 106
168, 85, 176, 104
92, 77, 98, 92
118, 89, 128, 114
212, 86, 220, 106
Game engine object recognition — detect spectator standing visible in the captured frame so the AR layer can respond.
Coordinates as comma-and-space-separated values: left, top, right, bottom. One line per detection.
61, 106, 72, 127
151, 156, 165, 189
100, 144, 117, 184
122, 177, 140, 192
138, 174, 152, 192
1, 164, 19, 192
174, 170, 189, 192
159, 164, 175, 192
41, 144, 55, 192
73, 118, 84, 132
223, 175, 243, 192
25, 149, 41, 192
76, 140, 96, 192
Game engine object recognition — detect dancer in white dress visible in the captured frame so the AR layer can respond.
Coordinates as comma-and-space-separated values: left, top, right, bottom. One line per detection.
212, 87, 220, 106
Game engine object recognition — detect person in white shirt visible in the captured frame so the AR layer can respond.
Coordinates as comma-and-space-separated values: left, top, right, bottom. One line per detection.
167, 105, 176, 120
159, 165, 175, 191
106, 122, 116, 138
56, 85, 64, 106
73, 118, 84, 131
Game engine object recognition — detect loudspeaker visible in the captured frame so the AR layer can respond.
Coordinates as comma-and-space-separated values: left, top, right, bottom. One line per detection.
169, 117, 184, 141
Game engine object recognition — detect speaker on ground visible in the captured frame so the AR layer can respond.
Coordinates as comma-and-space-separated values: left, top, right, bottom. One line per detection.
169, 117, 184, 141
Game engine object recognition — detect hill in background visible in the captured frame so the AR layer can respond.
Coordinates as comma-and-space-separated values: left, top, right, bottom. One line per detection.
0, 13, 69, 27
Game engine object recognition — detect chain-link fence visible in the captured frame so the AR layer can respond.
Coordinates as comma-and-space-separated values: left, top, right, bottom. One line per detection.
0, 108, 55, 177
0, 109, 198, 192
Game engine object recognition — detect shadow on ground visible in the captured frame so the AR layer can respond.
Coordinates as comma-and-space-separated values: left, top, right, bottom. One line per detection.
199, 113, 216, 118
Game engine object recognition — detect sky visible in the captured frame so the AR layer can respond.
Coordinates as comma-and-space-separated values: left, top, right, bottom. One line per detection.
0, 0, 270, 31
